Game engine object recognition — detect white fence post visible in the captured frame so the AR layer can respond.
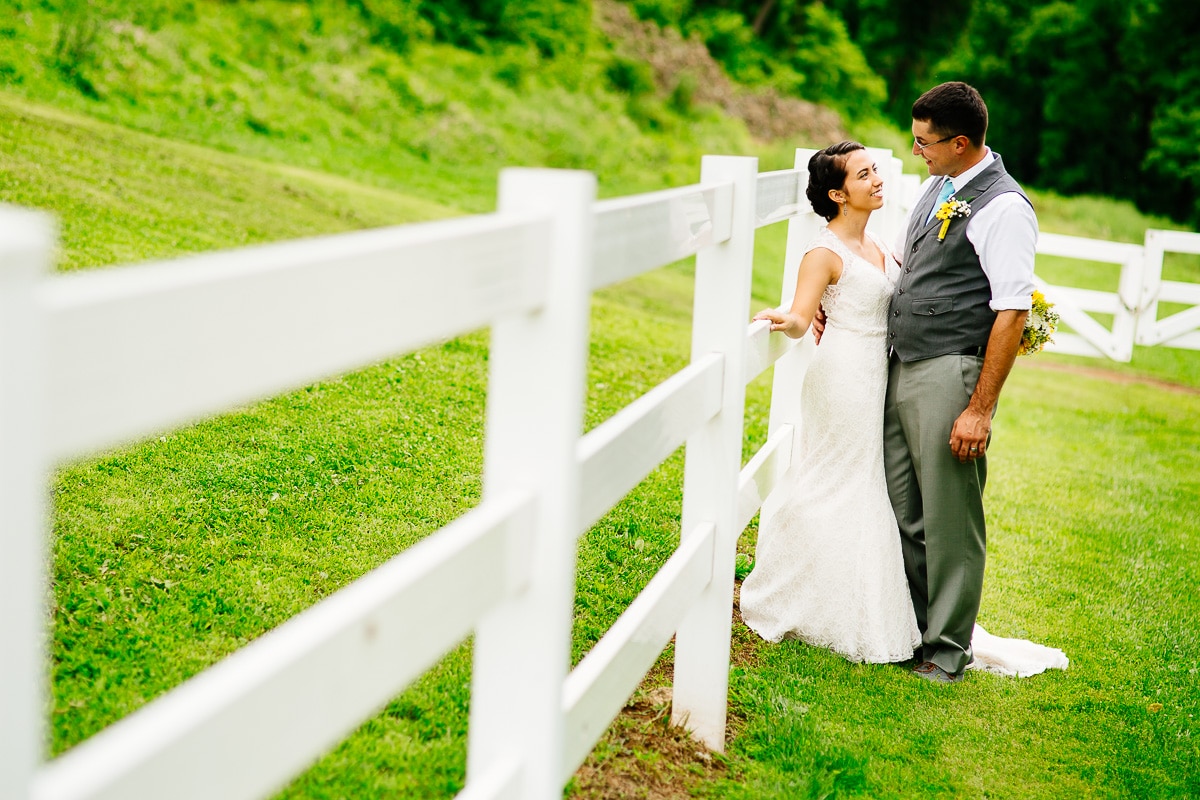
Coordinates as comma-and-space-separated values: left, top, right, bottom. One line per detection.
866, 148, 903, 245
0, 207, 53, 800
764, 148, 820, 469
1136, 229, 1200, 350
1139, 229, 1166, 347
467, 169, 596, 799
671, 155, 759, 751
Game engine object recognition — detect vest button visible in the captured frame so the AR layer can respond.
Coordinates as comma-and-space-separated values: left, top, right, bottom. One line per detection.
911, 243, 919, 253
927, 308, 936, 315
905, 267, 912, 273
893, 310, 900, 317
898, 288, 904, 295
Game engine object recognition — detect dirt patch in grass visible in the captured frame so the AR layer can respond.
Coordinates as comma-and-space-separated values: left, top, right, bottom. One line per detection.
1023, 358, 1200, 395
593, 0, 845, 144
571, 585, 765, 798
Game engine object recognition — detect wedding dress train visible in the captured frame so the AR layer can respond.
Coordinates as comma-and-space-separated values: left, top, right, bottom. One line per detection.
969, 624, 1069, 677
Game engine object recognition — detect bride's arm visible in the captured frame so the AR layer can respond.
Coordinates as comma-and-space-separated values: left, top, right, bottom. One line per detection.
753, 248, 840, 339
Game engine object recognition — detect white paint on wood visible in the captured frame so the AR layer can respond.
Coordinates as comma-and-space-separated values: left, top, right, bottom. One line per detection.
33, 493, 534, 800
560, 523, 715, 777
1137, 229, 1200, 349
1033, 233, 1144, 361
453, 758, 521, 800
592, 182, 733, 289
753, 169, 804, 229
736, 425, 795, 533
742, 317, 799, 385
467, 170, 596, 800
0, 206, 53, 800
576, 353, 723, 532
672, 156, 759, 751
42, 215, 550, 463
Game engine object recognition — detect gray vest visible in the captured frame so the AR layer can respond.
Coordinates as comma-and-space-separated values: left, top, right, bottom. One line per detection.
888, 155, 1031, 362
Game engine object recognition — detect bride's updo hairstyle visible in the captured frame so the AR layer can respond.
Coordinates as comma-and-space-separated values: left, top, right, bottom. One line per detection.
806, 140, 866, 222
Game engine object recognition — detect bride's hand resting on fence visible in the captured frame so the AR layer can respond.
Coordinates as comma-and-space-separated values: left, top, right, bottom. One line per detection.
753, 308, 806, 339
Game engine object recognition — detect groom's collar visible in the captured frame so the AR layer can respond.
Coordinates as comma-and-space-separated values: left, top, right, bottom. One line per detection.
945, 148, 996, 195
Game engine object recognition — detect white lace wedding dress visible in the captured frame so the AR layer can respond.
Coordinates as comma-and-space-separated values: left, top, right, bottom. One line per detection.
739, 226, 1069, 676
740, 227, 920, 663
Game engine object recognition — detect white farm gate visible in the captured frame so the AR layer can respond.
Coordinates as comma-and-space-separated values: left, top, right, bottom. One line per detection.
1019, 225, 1200, 362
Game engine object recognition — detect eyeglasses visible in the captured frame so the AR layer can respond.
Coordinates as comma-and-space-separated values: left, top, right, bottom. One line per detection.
914, 135, 958, 152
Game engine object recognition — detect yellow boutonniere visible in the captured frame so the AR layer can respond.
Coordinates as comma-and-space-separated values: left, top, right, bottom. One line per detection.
935, 198, 972, 241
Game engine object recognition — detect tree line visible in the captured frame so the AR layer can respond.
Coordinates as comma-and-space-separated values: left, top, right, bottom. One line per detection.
211, 0, 1198, 227
622, 0, 1198, 228
409, 0, 1196, 228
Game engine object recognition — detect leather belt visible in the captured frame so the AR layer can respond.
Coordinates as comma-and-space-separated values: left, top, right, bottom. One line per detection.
950, 344, 987, 357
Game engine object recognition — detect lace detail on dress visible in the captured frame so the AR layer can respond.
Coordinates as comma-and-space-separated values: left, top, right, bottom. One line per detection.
740, 226, 919, 663
803, 227, 895, 336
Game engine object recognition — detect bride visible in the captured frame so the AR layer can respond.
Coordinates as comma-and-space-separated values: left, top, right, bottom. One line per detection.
740, 141, 920, 664
739, 141, 1068, 678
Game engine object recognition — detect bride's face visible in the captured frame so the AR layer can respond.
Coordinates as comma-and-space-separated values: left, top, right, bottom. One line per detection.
836, 149, 885, 212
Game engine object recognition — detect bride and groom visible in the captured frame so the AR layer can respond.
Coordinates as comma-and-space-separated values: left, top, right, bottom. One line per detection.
739, 82, 1067, 682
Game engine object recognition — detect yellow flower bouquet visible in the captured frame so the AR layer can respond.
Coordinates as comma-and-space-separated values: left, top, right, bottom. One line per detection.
1019, 290, 1060, 355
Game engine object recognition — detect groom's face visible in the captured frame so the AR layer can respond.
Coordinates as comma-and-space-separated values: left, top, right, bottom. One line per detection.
912, 119, 956, 177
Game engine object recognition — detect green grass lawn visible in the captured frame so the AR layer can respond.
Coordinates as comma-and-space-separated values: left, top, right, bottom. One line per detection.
5, 80, 1200, 800
716, 365, 1200, 798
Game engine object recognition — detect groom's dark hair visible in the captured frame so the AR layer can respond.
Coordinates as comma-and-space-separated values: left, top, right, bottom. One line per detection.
807, 140, 865, 222
912, 82, 988, 148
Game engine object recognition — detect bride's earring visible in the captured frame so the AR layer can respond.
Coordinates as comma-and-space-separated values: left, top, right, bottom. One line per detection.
842, 200, 848, 216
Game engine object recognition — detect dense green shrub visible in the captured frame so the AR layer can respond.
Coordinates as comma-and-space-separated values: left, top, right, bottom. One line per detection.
417, 0, 591, 60
784, 2, 885, 113
685, 8, 769, 85
604, 53, 656, 96
350, 0, 432, 54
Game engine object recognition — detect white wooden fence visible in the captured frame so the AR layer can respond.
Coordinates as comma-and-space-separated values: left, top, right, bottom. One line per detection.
2, 147, 1197, 800
1022, 227, 1200, 362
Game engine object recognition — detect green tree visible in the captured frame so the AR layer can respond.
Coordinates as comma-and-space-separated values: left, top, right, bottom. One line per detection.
679, 0, 887, 119
1134, 0, 1200, 224
824, 0, 971, 122
946, 0, 1198, 226
419, 0, 592, 59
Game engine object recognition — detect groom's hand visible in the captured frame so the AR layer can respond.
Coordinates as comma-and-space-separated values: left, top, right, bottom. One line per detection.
949, 407, 990, 463
812, 306, 827, 344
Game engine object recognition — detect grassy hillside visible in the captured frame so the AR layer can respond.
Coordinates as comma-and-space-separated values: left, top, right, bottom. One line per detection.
0, 0, 817, 213
0, 95, 459, 270
2, 90, 700, 794
2, 1, 1198, 797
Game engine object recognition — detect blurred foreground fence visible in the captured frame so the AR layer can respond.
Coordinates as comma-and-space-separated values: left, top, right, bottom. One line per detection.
2, 147, 1197, 800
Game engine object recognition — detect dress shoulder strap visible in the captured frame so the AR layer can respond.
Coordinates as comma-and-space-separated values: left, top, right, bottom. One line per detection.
804, 227, 852, 264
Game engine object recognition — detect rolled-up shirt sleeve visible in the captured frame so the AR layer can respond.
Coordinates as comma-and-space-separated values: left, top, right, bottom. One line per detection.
967, 193, 1039, 311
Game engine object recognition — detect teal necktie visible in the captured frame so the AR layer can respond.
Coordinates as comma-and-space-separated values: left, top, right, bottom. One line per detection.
926, 178, 955, 223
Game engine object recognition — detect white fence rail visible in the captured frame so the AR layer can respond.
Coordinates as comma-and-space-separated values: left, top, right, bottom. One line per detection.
3, 147, 1198, 800
1139, 229, 1200, 350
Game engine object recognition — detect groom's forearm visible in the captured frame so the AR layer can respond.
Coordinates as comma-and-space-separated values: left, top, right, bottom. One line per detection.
968, 309, 1029, 415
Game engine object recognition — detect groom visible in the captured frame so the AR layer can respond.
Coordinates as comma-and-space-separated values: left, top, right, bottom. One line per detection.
886, 82, 1038, 683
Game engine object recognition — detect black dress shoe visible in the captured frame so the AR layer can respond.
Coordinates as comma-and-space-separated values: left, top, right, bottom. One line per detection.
912, 661, 963, 684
